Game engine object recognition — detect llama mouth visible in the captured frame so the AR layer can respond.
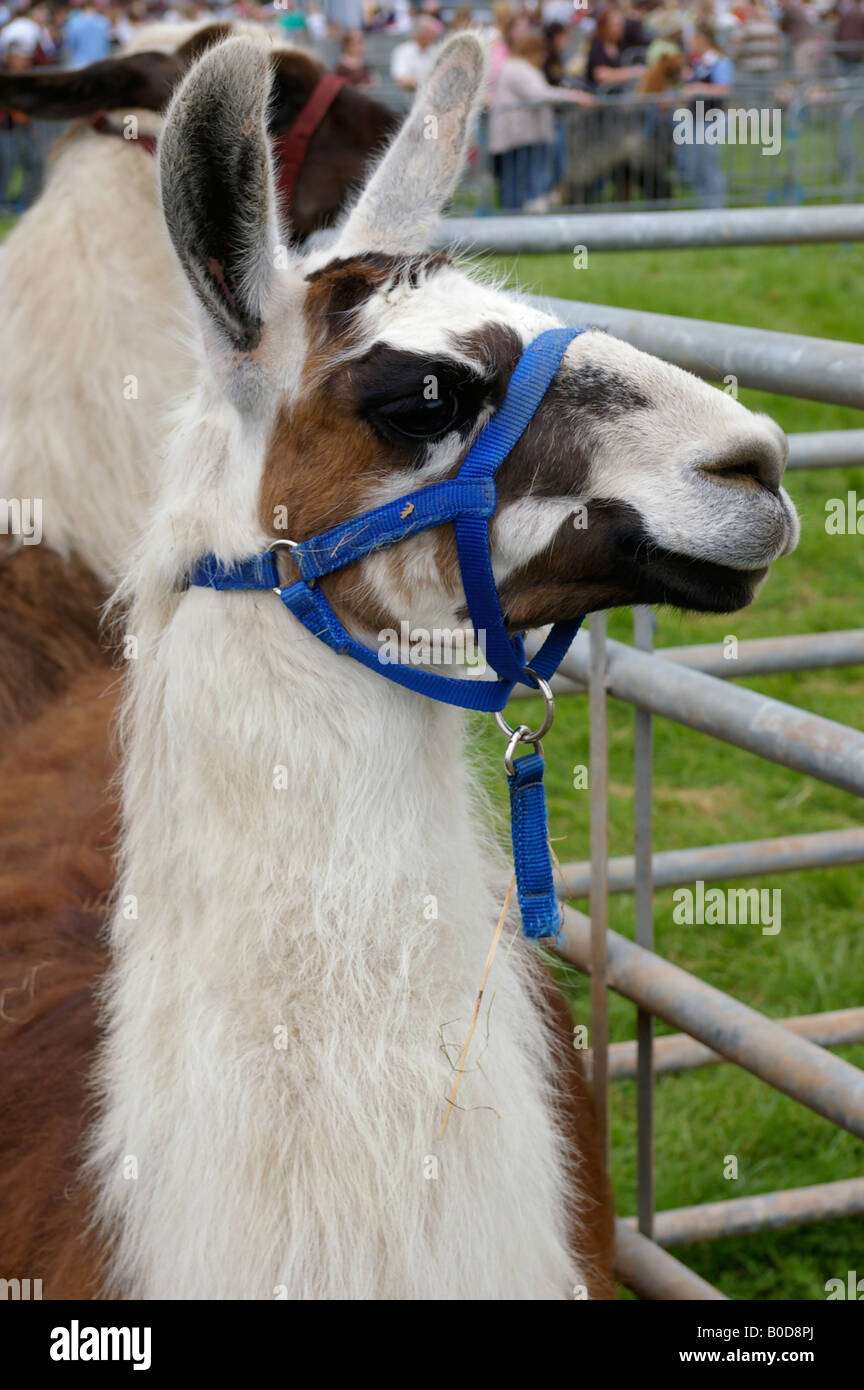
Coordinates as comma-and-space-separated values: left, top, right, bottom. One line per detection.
695, 481, 800, 568
495, 488, 796, 631
496, 494, 781, 627
501, 548, 768, 628
629, 547, 770, 614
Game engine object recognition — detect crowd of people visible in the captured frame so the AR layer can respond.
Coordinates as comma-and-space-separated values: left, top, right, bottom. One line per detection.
1, 0, 861, 215
377, 0, 852, 209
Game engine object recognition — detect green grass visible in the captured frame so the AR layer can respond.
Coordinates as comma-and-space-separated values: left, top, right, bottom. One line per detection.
474, 244, 864, 1299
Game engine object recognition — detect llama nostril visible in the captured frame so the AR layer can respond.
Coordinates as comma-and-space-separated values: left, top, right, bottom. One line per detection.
701, 437, 786, 495
713, 461, 780, 497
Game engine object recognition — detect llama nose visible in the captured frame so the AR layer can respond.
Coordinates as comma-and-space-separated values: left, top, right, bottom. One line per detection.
700, 430, 788, 497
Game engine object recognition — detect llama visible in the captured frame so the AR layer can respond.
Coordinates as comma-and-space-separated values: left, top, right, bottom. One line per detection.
0, 21, 396, 732
1, 32, 797, 1300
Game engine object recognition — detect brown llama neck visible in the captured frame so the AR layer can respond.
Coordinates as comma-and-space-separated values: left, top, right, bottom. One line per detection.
0, 667, 120, 1296
0, 546, 111, 735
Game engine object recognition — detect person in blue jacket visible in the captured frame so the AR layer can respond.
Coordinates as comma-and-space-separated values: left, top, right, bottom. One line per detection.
63, 0, 111, 69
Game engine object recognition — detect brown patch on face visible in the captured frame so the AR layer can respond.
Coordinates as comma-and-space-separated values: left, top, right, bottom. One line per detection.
495, 380, 593, 514
496, 500, 645, 628
260, 255, 409, 632
259, 253, 487, 634
0, 544, 111, 736
454, 322, 521, 403
303, 254, 413, 340
499, 492, 673, 627
0, 667, 121, 1297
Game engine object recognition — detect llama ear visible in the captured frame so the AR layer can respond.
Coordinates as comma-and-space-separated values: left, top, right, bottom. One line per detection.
0, 26, 234, 121
0, 49, 182, 119
159, 37, 281, 354
333, 33, 487, 258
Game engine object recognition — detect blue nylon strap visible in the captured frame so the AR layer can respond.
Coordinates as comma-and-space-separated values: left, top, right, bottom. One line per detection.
507, 750, 562, 940
454, 327, 582, 687
188, 552, 280, 591
291, 478, 497, 582
280, 580, 519, 712
529, 617, 583, 682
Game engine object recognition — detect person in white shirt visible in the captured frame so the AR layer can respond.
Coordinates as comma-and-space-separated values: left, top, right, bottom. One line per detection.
0, 3, 53, 60
391, 16, 440, 90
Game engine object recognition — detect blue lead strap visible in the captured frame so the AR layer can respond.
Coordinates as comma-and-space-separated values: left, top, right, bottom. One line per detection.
187, 326, 585, 941
507, 752, 560, 942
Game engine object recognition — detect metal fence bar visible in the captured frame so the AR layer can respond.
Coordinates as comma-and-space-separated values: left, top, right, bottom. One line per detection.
787, 429, 864, 469
557, 904, 864, 1139
515, 629, 864, 695
439, 205, 864, 256
523, 297, 864, 407
589, 613, 610, 1168
606, 1007, 864, 1080
447, 88, 864, 215
624, 1178, 864, 1247
556, 632, 864, 797
513, 633, 864, 706
654, 630, 864, 679
633, 606, 655, 1239
552, 827, 864, 900
614, 1221, 728, 1300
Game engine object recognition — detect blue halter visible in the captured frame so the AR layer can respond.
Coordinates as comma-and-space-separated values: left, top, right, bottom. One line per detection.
188, 326, 584, 941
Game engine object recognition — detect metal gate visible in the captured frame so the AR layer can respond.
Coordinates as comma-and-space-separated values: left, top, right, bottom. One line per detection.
496, 205, 864, 1298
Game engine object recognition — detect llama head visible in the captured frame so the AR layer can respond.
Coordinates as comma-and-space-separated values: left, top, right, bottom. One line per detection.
159, 35, 798, 642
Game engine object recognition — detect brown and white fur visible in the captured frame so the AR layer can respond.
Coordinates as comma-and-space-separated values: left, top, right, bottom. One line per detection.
3, 33, 797, 1300
0, 22, 396, 732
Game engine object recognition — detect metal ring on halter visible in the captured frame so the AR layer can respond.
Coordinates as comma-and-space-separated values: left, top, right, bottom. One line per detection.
268, 537, 299, 595
494, 667, 555, 743
503, 725, 543, 777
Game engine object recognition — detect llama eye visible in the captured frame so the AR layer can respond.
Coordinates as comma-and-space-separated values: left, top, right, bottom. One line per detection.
370, 392, 462, 443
